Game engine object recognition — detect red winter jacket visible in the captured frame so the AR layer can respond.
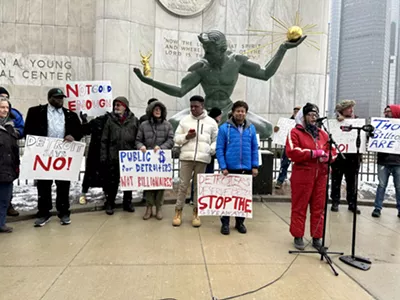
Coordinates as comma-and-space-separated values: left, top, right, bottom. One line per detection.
285, 112, 337, 170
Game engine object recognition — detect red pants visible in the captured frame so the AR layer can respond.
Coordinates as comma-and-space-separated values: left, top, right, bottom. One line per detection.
290, 166, 327, 238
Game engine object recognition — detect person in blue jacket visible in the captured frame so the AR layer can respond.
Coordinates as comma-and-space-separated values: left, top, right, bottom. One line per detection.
0, 87, 24, 217
216, 100, 259, 235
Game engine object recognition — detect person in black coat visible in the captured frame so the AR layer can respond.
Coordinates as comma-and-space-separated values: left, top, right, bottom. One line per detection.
78, 112, 110, 205
0, 98, 20, 233
24, 88, 83, 227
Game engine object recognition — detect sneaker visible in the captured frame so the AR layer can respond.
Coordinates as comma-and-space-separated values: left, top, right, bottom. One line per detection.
294, 237, 305, 250
348, 205, 361, 214
60, 215, 71, 225
275, 182, 283, 189
371, 208, 381, 218
79, 194, 87, 205
235, 222, 247, 234
312, 238, 322, 250
220, 224, 230, 235
331, 202, 339, 212
34, 216, 51, 227
0, 225, 13, 233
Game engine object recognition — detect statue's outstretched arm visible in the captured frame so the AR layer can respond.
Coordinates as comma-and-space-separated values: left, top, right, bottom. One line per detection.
133, 68, 201, 98
239, 36, 306, 81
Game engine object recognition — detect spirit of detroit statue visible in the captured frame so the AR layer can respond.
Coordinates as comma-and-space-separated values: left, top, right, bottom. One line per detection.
133, 30, 306, 138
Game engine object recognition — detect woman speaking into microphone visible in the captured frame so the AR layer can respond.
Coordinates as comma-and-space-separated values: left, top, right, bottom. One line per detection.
285, 103, 337, 250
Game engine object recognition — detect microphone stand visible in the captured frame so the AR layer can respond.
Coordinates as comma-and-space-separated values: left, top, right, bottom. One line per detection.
289, 120, 344, 276
338, 127, 372, 271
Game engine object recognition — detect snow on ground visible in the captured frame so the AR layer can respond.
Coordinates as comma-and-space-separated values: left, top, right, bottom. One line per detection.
12, 158, 396, 212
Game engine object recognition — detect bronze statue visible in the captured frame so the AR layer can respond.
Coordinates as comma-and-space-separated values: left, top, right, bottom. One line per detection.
133, 30, 306, 138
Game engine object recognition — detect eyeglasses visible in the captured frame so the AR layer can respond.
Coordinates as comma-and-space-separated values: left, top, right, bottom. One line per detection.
306, 113, 319, 118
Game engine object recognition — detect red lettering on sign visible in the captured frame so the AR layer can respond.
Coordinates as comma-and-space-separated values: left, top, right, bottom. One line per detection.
68, 100, 76, 111
66, 84, 78, 97
33, 155, 73, 171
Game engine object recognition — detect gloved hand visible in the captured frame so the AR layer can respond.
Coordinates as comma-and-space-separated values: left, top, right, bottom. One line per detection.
319, 156, 329, 163
80, 111, 88, 124
311, 149, 327, 158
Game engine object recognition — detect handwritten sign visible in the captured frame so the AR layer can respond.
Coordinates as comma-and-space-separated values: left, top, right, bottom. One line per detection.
20, 135, 85, 181
272, 118, 296, 146
368, 117, 400, 153
119, 150, 173, 191
327, 119, 367, 153
66, 81, 113, 116
197, 174, 253, 218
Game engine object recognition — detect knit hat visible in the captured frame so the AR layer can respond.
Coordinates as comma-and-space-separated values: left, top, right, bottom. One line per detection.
302, 103, 319, 116
113, 96, 129, 109
0, 87, 10, 98
209, 107, 222, 119
335, 99, 355, 113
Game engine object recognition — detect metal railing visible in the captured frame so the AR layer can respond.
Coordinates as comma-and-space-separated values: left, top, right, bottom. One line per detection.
16, 137, 379, 186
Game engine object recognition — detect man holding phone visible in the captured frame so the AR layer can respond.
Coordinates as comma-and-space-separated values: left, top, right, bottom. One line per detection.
172, 95, 218, 228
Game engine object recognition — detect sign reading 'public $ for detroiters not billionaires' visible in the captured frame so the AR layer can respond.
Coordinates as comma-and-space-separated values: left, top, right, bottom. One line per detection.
368, 118, 400, 154
197, 174, 253, 218
119, 150, 173, 191
20, 135, 86, 181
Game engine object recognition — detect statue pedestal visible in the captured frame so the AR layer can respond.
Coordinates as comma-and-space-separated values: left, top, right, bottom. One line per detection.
253, 150, 274, 195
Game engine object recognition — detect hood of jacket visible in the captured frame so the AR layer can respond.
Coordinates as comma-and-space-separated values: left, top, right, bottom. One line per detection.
0, 99, 15, 127
146, 101, 167, 121
294, 107, 305, 128
191, 110, 208, 120
226, 118, 252, 129
113, 96, 130, 112
389, 105, 400, 118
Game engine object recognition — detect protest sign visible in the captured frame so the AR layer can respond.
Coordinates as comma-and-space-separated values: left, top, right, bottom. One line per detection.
197, 174, 253, 218
119, 150, 173, 191
20, 135, 85, 181
368, 117, 400, 154
272, 118, 296, 146
327, 118, 367, 153
65, 81, 113, 116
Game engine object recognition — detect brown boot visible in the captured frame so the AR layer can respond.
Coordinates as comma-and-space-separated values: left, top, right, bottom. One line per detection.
156, 206, 163, 220
7, 204, 19, 217
172, 209, 182, 226
192, 207, 201, 227
143, 206, 153, 220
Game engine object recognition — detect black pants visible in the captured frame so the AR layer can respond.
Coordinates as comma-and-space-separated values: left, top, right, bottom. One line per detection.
104, 181, 132, 207
37, 180, 70, 218
330, 155, 360, 206
220, 169, 252, 226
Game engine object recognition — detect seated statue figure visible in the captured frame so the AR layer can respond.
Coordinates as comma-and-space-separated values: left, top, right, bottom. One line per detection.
133, 30, 305, 139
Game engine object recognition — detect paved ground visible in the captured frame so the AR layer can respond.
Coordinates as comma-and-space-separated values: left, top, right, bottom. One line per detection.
1, 203, 399, 300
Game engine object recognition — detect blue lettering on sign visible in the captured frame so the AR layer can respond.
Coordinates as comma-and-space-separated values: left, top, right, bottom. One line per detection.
158, 150, 166, 163
107, 85, 112, 93
98, 85, 103, 93
370, 140, 394, 148
120, 151, 151, 163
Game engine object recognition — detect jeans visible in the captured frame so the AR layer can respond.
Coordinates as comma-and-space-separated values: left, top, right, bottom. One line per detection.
0, 183, 13, 227
277, 148, 291, 184
374, 165, 400, 211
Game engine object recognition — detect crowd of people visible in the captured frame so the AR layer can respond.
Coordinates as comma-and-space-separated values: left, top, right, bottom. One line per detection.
0, 85, 399, 251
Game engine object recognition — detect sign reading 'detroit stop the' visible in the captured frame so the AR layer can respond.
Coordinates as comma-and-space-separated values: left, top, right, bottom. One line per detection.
66, 81, 113, 116
197, 174, 253, 218
368, 117, 400, 154
20, 135, 85, 181
119, 150, 173, 191
327, 118, 367, 153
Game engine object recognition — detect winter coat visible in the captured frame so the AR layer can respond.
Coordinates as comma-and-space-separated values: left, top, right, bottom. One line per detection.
135, 101, 174, 150
100, 107, 139, 166
174, 111, 218, 164
82, 113, 110, 188
0, 103, 20, 183
216, 119, 259, 171
11, 108, 24, 138
377, 104, 400, 165
24, 104, 83, 141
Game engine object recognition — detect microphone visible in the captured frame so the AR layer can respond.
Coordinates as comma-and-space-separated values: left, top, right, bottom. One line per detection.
316, 116, 327, 123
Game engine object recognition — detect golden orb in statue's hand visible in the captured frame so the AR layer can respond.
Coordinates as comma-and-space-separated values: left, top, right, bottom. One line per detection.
287, 26, 303, 42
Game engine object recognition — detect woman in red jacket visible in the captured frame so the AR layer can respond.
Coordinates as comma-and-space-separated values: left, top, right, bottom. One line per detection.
285, 103, 337, 250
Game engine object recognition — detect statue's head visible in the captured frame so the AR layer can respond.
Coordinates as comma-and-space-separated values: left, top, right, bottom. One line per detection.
198, 30, 227, 66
